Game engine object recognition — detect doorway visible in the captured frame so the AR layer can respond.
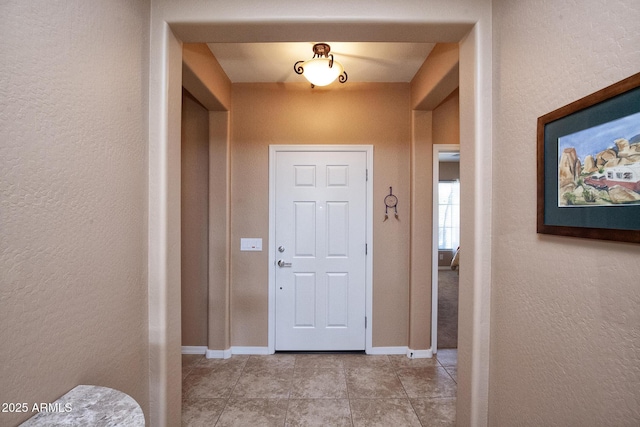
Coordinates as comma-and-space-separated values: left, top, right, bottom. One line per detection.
268, 145, 374, 353
431, 144, 460, 353
148, 17, 493, 427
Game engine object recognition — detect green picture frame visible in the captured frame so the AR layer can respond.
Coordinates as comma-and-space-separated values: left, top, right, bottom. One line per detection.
537, 72, 640, 243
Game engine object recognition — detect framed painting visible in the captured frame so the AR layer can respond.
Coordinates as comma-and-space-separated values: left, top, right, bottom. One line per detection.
537, 72, 640, 243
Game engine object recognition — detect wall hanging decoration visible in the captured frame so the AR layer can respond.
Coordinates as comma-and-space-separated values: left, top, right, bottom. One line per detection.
537, 71, 640, 243
384, 187, 398, 221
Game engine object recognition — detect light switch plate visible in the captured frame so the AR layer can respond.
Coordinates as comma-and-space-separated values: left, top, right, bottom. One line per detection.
240, 238, 262, 251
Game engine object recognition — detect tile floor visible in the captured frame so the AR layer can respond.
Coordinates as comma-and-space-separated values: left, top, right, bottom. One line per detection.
182, 350, 457, 426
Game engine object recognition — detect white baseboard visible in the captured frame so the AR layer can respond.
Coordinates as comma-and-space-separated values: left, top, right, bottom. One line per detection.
187, 346, 428, 358
181, 346, 207, 355
230, 346, 272, 355
407, 348, 434, 359
205, 348, 232, 359
183, 346, 274, 358
368, 346, 408, 355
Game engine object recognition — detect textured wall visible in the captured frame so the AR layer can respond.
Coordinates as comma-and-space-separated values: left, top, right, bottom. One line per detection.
184, 55, 461, 353
230, 83, 412, 347
409, 110, 434, 351
181, 90, 209, 346
433, 89, 460, 148
0, 1, 150, 426
149, 1, 491, 424
208, 111, 231, 351
182, 43, 232, 111
491, 0, 640, 425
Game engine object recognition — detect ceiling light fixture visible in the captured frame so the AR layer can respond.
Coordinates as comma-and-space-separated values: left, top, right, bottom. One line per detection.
293, 43, 348, 88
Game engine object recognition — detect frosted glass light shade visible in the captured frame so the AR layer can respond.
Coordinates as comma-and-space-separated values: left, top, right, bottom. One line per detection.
300, 58, 344, 86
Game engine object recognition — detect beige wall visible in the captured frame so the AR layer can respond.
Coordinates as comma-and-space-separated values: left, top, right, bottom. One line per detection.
208, 111, 232, 351
0, 1, 150, 426
433, 89, 460, 147
182, 43, 232, 111
408, 65, 460, 350
408, 42, 462, 353
412, 43, 459, 110
181, 90, 210, 346
181, 44, 232, 352
150, 1, 491, 424
188, 47, 461, 353
409, 110, 434, 350
230, 83, 412, 347
0, 1, 497, 426
491, 0, 640, 425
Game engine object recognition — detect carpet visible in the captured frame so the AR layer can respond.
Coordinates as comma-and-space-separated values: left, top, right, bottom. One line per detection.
437, 269, 459, 349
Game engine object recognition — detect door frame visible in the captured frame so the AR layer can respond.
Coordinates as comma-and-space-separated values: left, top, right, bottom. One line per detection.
431, 144, 460, 353
268, 144, 374, 354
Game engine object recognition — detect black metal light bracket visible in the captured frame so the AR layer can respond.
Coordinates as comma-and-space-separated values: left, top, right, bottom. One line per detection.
293, 43, 348, 87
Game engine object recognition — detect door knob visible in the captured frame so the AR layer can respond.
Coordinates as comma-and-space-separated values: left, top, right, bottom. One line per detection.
277, 259, 292, 268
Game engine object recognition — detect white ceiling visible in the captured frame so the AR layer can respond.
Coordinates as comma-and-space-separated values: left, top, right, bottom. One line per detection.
207, 42, 435, 84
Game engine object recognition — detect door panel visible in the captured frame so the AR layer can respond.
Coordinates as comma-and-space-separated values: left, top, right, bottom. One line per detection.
294, 273, 316, 327
275, 150, 367, 350
327, 202, 349, 256
326, 273, 349, 327
294, 202, 316, 256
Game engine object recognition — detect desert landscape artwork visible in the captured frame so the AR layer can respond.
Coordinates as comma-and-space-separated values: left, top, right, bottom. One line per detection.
557, 111, 640, 207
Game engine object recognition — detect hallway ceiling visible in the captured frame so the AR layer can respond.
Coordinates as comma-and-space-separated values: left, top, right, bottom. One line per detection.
207, 42, 436, 83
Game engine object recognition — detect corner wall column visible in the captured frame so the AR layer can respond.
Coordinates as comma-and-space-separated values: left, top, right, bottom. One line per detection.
208, 111, 231, 354
408, 110, 434, 354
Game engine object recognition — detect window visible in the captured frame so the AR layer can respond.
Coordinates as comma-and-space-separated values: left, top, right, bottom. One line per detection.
438, 180, 460, 250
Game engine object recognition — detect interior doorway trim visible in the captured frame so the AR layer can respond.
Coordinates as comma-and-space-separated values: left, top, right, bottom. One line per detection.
432, 144, 460, 354
268, 144, 374, 354
149, 17, 492, 426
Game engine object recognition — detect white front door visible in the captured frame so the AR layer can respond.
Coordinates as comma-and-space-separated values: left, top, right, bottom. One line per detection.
273, 149, 368, 351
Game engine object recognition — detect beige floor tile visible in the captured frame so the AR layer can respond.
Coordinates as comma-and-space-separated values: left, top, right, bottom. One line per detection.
436, 349, 458, 367
183, 366, 243, 400
444, 366, 457, 383
294, 353, 346, 370
291, 367, 348, 398
245, 354, 296, 370
388, 354, 439, 369
182, 354, 205, 368
180, 351, 458, 425
285, 399, 352, 427
216, 398, 288, 427
182, 354, 205, 379
181, 398, 226, 427
345, 367, 407, 398
411, 397, 457, 426
232, 367, 293, 398
197, 354, 248, 370
396, 367, 457, 398
341, 354, 392, 369
350, 398, 421, 427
